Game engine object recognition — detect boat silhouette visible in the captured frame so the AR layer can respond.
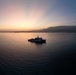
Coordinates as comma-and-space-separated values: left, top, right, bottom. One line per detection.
28, 36, 46, 43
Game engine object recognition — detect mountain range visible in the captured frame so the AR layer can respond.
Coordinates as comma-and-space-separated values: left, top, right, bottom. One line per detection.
0, 26, 76, 33
36, 26, 76, 33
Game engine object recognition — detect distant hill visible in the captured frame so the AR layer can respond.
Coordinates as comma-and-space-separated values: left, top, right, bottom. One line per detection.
37, 26, 76, 32
0, 26, 76, 33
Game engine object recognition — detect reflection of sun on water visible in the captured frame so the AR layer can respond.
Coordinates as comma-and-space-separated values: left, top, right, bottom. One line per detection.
1, 33, 40, 51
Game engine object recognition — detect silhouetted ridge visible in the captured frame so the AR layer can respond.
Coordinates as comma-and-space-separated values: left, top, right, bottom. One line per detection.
0, 26, 76, 33
39, 26, 76, 32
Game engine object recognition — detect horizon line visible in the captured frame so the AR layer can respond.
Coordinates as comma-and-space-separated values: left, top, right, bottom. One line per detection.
0, 25, 76, 32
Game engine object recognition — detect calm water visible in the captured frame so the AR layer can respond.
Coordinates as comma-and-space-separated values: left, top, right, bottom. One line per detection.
0, 33, 76, 75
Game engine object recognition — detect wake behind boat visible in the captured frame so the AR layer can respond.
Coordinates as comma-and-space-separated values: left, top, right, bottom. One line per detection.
28, 36, 46, 43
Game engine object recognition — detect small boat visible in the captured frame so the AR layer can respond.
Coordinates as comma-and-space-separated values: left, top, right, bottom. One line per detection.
28, 36, 46, 43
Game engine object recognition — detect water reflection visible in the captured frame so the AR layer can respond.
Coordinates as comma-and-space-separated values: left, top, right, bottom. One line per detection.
0, 33, 76, 75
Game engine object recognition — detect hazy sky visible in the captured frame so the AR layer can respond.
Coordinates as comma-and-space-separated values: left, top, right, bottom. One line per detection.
0, 0, 76, 30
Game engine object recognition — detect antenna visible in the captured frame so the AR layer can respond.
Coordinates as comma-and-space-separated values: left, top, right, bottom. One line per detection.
37, 35, 39, 38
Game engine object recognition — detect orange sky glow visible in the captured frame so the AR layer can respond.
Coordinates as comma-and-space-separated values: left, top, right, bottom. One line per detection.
0, 0, 75, 31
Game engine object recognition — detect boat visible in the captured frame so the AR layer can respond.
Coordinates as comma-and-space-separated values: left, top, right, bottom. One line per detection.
28, 36, 46, 43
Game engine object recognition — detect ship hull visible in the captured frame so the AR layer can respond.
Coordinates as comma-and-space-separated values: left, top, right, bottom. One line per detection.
28, 39, 46, 43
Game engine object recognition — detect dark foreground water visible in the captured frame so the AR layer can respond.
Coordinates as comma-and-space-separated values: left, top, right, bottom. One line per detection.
0, 33, 76, 75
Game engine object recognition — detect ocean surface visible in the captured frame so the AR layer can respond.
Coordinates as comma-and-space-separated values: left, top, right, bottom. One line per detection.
0, 33, 76, 75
